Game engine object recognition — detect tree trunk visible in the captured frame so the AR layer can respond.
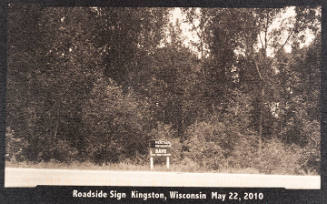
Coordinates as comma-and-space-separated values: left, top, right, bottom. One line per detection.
53, 101, 61, 140
258, 85, 264, 154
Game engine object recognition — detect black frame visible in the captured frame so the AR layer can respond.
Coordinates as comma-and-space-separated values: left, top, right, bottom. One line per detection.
0, 0, 326, 203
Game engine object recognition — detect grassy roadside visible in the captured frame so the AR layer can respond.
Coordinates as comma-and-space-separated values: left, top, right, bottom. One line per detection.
6, 161, 151, 171
6, 160, 262, 174
6, 160, 318, 175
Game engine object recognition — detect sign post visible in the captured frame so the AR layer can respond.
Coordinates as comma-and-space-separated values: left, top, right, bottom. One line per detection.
149, 140, 171, 170
150, 156, 154, 170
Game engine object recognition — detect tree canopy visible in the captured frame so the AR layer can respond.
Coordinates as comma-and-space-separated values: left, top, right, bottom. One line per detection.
6, 5, 321, 174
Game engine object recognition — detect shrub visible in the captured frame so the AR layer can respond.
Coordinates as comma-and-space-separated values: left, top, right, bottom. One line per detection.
52, 139, 79, 163
232, 137, 305, 175
253, 138, 303, 174
184, 120, 233, 170
297, 120, 320, 174
5, 127, 25, 162
184, 122, 314, 175
82, 76, 151, 164
178, 157, 201, 172
228, 133, 258, 169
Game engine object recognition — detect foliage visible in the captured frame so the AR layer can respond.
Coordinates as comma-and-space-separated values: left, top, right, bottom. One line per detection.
247, 138, 303, 174
6, 5, 321, 175
184, 119, 235, 170
5, 127, 25, 162
82, 76, 151, 164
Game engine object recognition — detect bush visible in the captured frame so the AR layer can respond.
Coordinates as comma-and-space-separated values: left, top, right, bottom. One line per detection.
5, 127, 25, 162
82, 76, 152, 164
253, 138, 303, 174
52, 139, 79, 163
231, 136, 310, 175
177, 157, 201, 172
184, 120, 233, 170
184, 120, 317, 175
297, 120, 320, 174
228, 133, 258, 169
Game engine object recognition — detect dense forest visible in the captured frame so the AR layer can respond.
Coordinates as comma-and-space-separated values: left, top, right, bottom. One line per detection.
6, 4, 321, 174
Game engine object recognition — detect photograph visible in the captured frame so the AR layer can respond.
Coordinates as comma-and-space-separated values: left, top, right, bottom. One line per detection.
4, 3, 321, 191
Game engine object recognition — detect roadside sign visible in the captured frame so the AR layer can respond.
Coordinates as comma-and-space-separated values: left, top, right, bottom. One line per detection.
149, 140, 171, 148
149, 140, 171, 169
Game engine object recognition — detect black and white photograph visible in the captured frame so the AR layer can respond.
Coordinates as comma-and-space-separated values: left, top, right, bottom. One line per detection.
3, 3, 322, 193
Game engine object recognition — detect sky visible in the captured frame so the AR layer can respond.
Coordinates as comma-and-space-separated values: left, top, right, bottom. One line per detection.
169, 7, 319, 58
169, 8, 200, 55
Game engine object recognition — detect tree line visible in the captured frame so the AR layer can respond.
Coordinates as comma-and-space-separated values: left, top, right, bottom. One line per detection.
6, 4, 321, 174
